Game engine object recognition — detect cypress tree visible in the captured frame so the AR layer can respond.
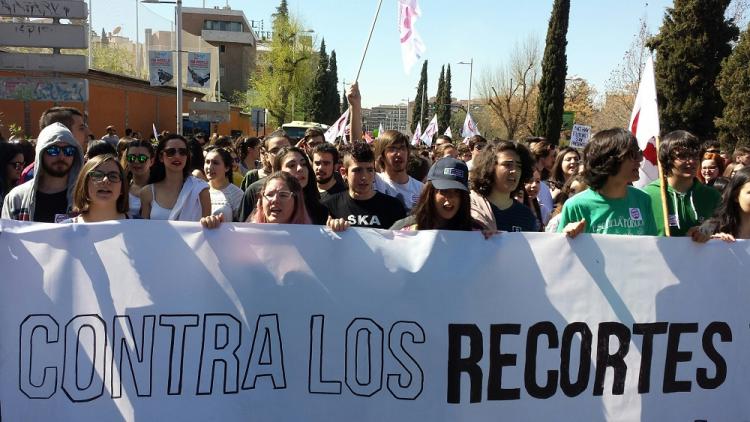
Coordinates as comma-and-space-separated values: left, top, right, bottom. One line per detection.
341, 88, 349, 114
440, 64, 453, 135
326, 50, 341, 124
411, 60, 428, 132
435, 66, 445, 133
716, 22, 750, 148
534, 0, 570, 145
309, 39, 329, 124
648, 0, 738, 138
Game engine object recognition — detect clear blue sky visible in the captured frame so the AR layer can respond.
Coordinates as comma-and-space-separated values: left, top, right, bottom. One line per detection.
93, 0, 675, 108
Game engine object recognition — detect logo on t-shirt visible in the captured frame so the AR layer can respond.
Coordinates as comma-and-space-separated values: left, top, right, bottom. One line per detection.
629, 208, 642, 221
668, 214, 678, 227
511, 225, 522, 232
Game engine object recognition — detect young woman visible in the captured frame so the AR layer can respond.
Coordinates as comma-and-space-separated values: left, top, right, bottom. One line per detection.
250, 171, 311, 224
65, 154, 129, 223
545, 174, 588, 233
550, 147, 581, 195
700, 152, 725, 186
204, 146, 243, 221
696, 167, 750, 241
0, 142, 23, 203
522, 168, 548, 231
236, 136, 261, 175
122, 139, 154, 218
140, 133, 210, 221
273, 146, 328, 224
469, 140, 538, 232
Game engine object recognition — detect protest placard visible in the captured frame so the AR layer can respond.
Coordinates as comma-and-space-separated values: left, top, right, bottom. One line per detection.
570, 124, 592, 149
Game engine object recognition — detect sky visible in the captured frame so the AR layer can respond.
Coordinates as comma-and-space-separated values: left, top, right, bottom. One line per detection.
92, 0, 677, 108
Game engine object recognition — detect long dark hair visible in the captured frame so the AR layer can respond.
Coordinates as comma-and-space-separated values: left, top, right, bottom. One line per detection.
551, 147, 580, 187
149, 133, 191, 184
204, 146, 234, 181
411, 182, 472, 231
470, 140, 534, 197
707, 167, 750, 236
0, 142, 22, 197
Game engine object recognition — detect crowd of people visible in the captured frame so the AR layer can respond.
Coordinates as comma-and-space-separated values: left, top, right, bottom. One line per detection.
2, 94, 750, 244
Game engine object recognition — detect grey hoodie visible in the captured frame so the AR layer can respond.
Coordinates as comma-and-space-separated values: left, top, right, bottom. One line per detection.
1, 123, 83, 221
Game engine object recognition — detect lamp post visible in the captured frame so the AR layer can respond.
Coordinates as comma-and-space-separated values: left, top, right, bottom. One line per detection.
457, 58, 473, 116
142, 0, 182, 134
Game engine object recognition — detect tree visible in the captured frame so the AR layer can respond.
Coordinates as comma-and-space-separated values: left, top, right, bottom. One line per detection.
435, 66, 446, 133
479, 36, 541, 140
564, 78, 597, 125
325, 50, 341, 124
716, 22, 750, 148
341, 88, 349, 114
647, 0, 738, 138
534, 0, 570, 145
309, 39, 329, 123
440, 65, 453, 135
411, 60, 428, 132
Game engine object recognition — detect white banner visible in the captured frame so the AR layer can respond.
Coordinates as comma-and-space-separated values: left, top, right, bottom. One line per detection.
1, 220, 749, 421
186, 52, 210, 88
148, 51, 173, 87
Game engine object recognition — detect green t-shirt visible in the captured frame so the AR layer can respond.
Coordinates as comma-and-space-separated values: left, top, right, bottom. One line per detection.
557, 187, 658, 236
641, 179, 721, 237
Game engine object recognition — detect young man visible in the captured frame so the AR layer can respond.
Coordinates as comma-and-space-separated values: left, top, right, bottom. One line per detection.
2, 123, 84, 222
642, 130, 721, 236
372, 130, 424, 212
323, 142, 406, 229
527, 138, 556, 219
559, 128, 657, 237
238, 130, 291, 221
465, 135, 487, 171
299, 127, 326, 158
312, 143, 346, 199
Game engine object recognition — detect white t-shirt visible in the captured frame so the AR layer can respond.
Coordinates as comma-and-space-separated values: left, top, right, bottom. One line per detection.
374, 172, 424, 212
209, 183, 244, 221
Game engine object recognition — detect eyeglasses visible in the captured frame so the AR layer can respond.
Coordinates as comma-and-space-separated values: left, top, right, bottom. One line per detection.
8, 161, 24, 170
262, 190, 293, 201
89, 170, 121, 183
127, 153, 150, 163
45, 145, 77, 157
164, 147, 188, 157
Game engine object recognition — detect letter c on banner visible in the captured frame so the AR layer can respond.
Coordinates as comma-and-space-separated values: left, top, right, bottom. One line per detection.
19, 315, 60, 399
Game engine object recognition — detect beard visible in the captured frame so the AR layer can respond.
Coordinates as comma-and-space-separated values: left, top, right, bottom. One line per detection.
316, 174, 333, 185
42, 159, 72, 178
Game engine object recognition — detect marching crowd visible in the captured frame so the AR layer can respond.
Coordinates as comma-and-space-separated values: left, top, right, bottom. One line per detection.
1, 86, 749, 244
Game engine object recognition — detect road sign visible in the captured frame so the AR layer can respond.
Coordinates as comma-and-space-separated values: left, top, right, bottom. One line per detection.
0, 51, 87, 73
0, 0, 88, 19
189, 101, 230, 123
0, 77, 88, 101
0, 22, 87, 49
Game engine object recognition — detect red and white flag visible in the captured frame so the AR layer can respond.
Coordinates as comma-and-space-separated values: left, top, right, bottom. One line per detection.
324, 109, 350, 144
444, 126, 453, 139
629, 55, 660, 188
411, 121, 422, 146
420, 114, 438, 146
398, 0, 425, 74
461, 112, 480, 139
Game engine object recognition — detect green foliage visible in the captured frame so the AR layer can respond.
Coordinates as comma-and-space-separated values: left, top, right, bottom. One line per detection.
325, 50, 341, 124
648, 0, 738, 138
91, 43, 138, 77
435, 65, 445, 132
411, 60, 428, 132
341, 88, 349, 114
716, 22, 750, 149
534, 0, 570, 145
440, 64, 453, 136
309, 39, 329, 123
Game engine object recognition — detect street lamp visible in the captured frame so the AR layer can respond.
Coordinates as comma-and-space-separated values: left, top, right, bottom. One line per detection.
457, 58, 473, 116
142, 0, 183, 135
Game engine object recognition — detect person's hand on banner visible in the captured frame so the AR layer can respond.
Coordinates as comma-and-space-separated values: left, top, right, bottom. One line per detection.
327, 216, 350, 232
481, 229, 500, 240
687, 226, 711, 243
710, 232, 736, 243
201, 213, 224, 229
562, 219, 586, 238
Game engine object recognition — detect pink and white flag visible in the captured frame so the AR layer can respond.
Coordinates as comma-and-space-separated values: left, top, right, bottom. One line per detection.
461, 112, 481, 139
325, 109, 350, 144
444, 126, 453, 139
628, 55, 660, 188
398, 0, 426, 74
411, 121, 422, 146
420, 114, 438, 146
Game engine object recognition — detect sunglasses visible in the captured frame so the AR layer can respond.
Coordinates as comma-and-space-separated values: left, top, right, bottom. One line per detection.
8, 161, 24, 170
46, 145, 77, 157
89, 170, 122, 183
127, 153, 150, 163
164, 147, 188, 157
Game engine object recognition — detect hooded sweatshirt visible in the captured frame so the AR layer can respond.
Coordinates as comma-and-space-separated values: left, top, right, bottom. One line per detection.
641, 178, 721, 237
1, 123, 83, 221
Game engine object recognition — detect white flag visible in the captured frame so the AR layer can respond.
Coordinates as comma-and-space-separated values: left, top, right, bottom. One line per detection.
444, 126, 453, 139
420, 114, 438, 147
628, 55, 660, 188
411, 121, 422, 146
461, 112, 481, 138
378, 123, 385, 137
325, 109, 350, 144
398, 0, 426, 74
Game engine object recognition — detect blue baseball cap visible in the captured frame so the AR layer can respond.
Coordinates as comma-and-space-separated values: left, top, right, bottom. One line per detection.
427, 157, 469, 191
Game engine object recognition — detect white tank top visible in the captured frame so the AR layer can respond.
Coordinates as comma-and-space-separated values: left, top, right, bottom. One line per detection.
149, 184, 173, 220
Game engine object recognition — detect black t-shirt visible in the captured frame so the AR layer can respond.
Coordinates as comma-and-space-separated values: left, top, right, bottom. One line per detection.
35, 190, 69, 223
320, 178, 347, 200
490, 200, 539, 232
238, 178, 265, 222
322, 191, 406, 229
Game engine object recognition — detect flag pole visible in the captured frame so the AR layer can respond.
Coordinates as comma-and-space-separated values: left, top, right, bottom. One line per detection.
354, 0, 384, 82
655, 135, 671, 237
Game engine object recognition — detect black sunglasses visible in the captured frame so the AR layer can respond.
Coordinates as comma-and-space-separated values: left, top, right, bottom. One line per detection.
127, 153, 150, 163
164, 147, 188, 157
46, 145, 77, 157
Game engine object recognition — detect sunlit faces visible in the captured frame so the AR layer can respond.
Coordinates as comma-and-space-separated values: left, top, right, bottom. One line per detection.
263, 136, 291, 167
493, 151, 522, 194
70, 114, 91, 147
87, 160, 122, 206
342, 159, 376, 198
525, 169, 541, 198
701, 159, 720, 183
737, 182, 750, 215
6, 152, 24, 183
613, 148, 643, 185
434, 188, 461, 221
313, 152, 335, 184
384, 143, 408, 172
671, 147, 700, 179
161, 138, 188, 171
42, 143, 75, 177
261, 178, 294, 223
561, 151, 580, 178
204, 150, 228, 181
126, 146, 153, 176
280, 151, 309, 188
